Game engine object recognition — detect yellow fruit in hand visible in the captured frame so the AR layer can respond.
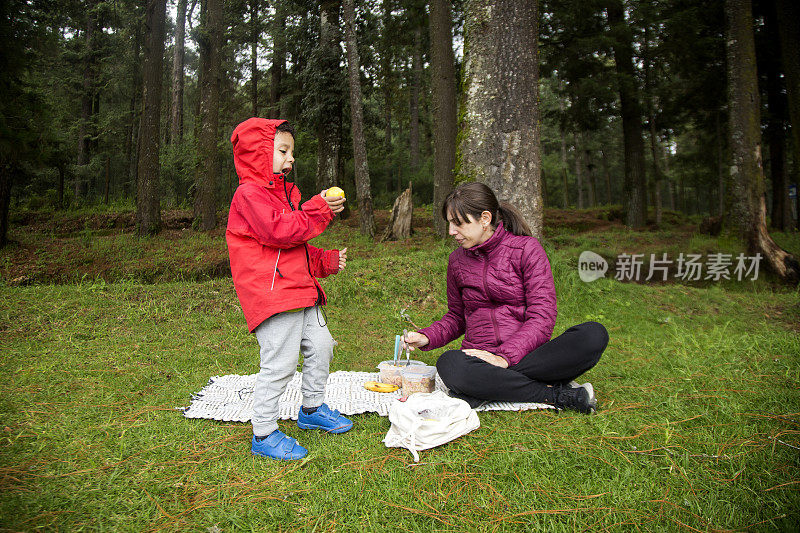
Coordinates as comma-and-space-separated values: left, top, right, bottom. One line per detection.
326, 186, 345, 199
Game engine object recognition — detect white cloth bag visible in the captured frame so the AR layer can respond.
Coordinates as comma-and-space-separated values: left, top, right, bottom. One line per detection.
382, 390, 480, 462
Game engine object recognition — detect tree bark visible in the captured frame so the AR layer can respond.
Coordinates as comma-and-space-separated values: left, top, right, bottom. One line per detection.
586, 150, 597, 207
429, 0, 456, 237
775, 0, 798, 230
726, 0, 799, 283
136, 0, 167, 236
601, 148, 612, 205
409, 26, 422, 171
460, 0, 543, 238
574, 133, 584, 209
193, 0, 223, 231
643, 26, 662, 226
315, 0, 343, 193
268, 5, 286, 118
607, 0, 648, 228
250, 0, 259, 117
716, 111, 726, 217
380, 183, 413, 241
381, 0, 394, 193
343, 0, 375, 237
76, 6, 97, 199
126, 19, 142, 199
170, 0, 187, 143
0, 163, 11, 248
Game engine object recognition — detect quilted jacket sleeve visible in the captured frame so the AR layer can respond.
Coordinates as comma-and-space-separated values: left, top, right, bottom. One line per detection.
307, 244, 340, 278
495, 239, 557, 366
231, 185, 334, 248
418, 253, 466, 350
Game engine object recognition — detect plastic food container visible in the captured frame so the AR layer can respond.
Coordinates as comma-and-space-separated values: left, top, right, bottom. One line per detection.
377, 360, 425, 387
401, 365, 437, 396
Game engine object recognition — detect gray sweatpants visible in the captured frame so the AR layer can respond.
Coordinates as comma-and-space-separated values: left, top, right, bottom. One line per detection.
252, 306, 334, 436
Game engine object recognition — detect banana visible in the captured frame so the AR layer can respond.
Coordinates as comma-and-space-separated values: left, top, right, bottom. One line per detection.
364, 381, 399, 393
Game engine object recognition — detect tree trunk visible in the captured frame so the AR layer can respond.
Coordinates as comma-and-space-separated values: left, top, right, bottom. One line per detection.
726, 0, 799, 283
601, 148, 612, 205
586, 150, 597, 207
560, 134, 569, 208
250, 0, 259, 117
268, 5, 286, 118
136, 0, 167, 236
76, 7, 97, 199
429, 0, 456, 237
0, 163, 11, 248
460, 0, 543, 237
715, 112, 725, 218
126, 19, 143, 200
104, 156, 110, 204
380, 183, 413, 241
170, 0, 187, 143
662, 144, 675, 210
343, 0, 375, 237
409, 26, 422, 171
765, 2, 800, 231
574, 133, 584, 209
643, 26, 663, 226
193, 0, 223, 231
315, 0, 343, 193
607, 0, 648, 228
381, 0, 394, 193
775, 0, 798, 231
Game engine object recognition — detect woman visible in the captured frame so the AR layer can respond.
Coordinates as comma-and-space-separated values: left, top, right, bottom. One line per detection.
403, 183, 608, 413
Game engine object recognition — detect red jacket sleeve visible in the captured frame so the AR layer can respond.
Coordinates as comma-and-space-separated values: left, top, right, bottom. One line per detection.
307, 244, 340, 278
232, 185, 334, 248
418, 253, 466, 350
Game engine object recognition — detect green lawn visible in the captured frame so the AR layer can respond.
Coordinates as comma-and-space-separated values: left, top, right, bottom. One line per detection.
1, 208, 798, 531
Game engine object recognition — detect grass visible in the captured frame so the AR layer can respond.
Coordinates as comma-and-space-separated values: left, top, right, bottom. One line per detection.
1, 206, 799, 531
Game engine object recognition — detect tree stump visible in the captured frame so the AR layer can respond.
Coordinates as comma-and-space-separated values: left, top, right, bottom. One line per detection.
380, 183, 413, 241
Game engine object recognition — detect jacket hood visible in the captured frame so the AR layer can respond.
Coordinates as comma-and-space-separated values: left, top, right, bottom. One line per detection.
230, 118, 288, 188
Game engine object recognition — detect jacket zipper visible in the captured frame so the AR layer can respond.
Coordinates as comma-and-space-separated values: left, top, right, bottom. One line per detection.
482, 254, 501, 346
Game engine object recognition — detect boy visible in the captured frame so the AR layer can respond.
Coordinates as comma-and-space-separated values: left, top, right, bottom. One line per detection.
227, 118, 352, 460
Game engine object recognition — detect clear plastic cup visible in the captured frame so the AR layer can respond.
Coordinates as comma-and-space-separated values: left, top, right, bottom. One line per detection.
401, 365, 437, 396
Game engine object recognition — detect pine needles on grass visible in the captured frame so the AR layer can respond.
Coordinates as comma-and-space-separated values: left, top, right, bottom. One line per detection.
1, 210, 798, 530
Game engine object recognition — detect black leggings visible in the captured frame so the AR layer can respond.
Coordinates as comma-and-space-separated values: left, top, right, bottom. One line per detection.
435, 321, 609, 407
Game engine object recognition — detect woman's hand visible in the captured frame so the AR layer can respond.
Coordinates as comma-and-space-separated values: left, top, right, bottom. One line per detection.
402, 331, 429, 351
338, 247, 347, 271
463, 349, 509, 368
322, 190, 346, 213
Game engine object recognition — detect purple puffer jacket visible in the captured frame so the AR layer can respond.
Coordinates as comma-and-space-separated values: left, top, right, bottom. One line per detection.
418, 223, 557, 366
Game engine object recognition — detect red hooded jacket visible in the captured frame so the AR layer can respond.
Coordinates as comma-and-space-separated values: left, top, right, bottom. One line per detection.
226, 118, 340, 332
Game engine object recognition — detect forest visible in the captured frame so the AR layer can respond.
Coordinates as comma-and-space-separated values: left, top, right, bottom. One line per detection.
1, 0, 799, 281
3, 1, 800, 530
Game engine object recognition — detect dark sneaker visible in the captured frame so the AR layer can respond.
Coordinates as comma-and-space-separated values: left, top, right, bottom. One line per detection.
568, 381, 596, 405
553, 385, 596, 414
251, 430, 308, 460
297, 403, 353, 434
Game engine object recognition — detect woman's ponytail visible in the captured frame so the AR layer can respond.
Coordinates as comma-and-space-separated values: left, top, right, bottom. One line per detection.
498, 202, 532, 237
442, 182, 533, 237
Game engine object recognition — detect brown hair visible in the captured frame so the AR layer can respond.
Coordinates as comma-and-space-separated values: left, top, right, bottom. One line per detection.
276, 121, 295, 138
441, 182, 532, 237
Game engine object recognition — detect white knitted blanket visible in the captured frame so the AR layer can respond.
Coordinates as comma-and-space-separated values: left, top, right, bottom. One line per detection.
180, 371, 553, 422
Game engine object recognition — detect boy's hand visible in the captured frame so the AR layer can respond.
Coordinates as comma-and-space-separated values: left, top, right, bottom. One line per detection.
338, 248, 347, 271
322, 190, 346, 214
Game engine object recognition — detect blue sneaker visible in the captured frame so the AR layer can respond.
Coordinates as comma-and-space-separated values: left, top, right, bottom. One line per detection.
251, 430, 308, 460
297, 403, 353, 434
